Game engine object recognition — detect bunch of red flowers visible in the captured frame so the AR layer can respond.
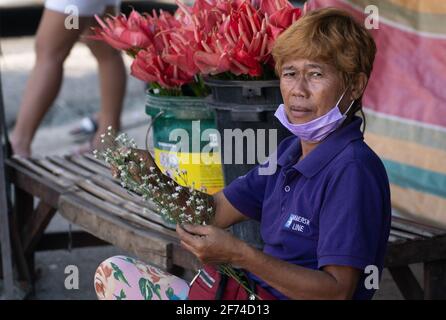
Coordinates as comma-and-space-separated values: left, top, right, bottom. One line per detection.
92, 0, 301, 94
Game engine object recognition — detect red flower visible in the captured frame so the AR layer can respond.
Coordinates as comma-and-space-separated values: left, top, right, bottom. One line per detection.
131, 49, 194, 88
91, 10, 154, 51
93, 0, 302, 89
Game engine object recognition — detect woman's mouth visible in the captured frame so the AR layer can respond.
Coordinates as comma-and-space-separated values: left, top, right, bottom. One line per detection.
289, 106, 312, 119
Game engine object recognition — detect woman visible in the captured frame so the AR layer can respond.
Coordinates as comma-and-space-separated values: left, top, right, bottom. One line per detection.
94, 7, 391, 300
10, 0, 126, 156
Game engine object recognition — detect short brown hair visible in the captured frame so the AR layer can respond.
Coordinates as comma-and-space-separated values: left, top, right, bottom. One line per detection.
272, 7, 377, 88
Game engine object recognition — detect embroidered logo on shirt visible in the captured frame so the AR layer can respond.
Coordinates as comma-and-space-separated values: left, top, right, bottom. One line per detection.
284, 214, 311, 234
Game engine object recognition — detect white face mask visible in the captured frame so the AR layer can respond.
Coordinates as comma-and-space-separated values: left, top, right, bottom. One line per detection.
274, 88, 355, 142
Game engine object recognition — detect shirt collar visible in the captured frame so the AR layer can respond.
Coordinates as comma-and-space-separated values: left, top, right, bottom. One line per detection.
277, 116, 364, 178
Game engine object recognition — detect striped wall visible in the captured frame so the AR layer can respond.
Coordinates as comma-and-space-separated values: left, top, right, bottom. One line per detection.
308, 0, 446, 227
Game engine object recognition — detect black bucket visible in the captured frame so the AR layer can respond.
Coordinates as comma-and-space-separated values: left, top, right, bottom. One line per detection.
205, 78, 291, 249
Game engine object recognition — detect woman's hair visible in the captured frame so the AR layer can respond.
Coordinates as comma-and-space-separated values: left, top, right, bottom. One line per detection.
272, 7, 377, 131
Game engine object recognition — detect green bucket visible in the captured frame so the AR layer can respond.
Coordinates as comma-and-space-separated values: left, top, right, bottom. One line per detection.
145, 91, 224, 195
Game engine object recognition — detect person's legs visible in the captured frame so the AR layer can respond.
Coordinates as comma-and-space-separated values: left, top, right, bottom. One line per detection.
94, 255, 190, 300
82, 5, 126, 151
10, 9, 92, 157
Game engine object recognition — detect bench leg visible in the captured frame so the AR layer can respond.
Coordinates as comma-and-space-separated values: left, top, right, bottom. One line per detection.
424, 259, 446, 300
388, 266, 424, 300
12, 186, 35, 286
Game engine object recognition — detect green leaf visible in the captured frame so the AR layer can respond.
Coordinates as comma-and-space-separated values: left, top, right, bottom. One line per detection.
114, 289, 126, 300
111, 262, 131, 287
139, 278, 153, 300
148, 281, 162, 300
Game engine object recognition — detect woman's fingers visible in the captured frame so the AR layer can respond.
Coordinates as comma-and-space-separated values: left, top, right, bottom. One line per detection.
176, 224, 203, 247
182, 223, 210, 236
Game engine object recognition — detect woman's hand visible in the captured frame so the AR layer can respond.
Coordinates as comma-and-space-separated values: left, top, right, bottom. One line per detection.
176, 224, 246, 265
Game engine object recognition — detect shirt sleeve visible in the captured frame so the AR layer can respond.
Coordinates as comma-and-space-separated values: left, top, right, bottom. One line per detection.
317, 160, 389, 270
222, 164, 269, 222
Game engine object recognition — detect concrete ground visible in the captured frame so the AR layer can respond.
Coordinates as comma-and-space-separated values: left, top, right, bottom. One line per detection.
1, 35, 419, 300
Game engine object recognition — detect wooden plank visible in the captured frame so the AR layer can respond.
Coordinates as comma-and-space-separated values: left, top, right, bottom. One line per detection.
12, 157, 72, 188
388, 266, 424, 300
388, 235, 402, 243
13, 186, 34, 231
69, 155, 112, 177
13, 186, 36, 283
70, 188, 177, 239
385, 234, 446, 267
58, 193, 173, 269
74, 178, 174, 232
35, 231, 109, 251
0, 144, 15, 297
49, 156, 94, 178
77, 179, 128, 206
391, 220, 435, 239
89, 174, 158, 211
35, 158, 83, 183
424, 259, 446, 300
22, 201, 57, 253
390, 229, 421, 241
392, 215, 446, 237
5, 159, 62, 208
83, 153, 110, 168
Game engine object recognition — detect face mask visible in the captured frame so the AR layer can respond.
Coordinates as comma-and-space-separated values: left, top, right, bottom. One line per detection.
274, 88, 355, 142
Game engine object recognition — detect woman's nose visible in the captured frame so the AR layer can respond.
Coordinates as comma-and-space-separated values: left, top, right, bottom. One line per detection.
290, 77, 310, 98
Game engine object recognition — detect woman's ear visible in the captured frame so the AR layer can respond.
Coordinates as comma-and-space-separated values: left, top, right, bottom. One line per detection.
350, 73, 368, 100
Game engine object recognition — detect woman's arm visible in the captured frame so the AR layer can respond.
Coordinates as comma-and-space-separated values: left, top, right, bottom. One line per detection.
177, 224, 361, 300
238, 240, 361, 300
210, 191, 249, 229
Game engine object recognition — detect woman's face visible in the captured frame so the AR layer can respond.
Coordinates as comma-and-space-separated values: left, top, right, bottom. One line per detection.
280, 58, 350, 125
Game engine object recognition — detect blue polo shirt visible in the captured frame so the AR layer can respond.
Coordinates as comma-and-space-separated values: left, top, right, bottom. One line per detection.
223, 116, 391, 300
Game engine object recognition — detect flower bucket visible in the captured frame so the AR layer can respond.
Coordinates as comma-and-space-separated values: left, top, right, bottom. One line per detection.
205, 78, 292, 249
145, 91, 224, 195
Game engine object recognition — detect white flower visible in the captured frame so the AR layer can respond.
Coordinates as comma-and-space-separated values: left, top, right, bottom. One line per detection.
172, 193, 179, 199
107, 126, 112, 131
185, 200, 191, 206
100, 133, 105, 138
175, 186, 182, 192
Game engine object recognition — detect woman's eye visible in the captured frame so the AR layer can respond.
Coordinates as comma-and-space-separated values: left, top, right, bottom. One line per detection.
310, 72, 322, 78
283, 72, 295, 77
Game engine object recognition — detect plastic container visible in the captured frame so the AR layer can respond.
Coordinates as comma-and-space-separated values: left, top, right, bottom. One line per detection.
145, 91, 224, 195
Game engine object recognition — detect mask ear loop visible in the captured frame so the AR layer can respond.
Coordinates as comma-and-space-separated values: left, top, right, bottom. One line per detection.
336, 86, 356, 118
343, 99, 356, 117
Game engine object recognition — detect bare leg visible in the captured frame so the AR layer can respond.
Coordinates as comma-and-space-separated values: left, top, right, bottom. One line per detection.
83, 6, 127, 151
10, 9, 92, 157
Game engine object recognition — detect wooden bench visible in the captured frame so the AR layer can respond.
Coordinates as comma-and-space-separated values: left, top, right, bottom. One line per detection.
4, 153, 446, 299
